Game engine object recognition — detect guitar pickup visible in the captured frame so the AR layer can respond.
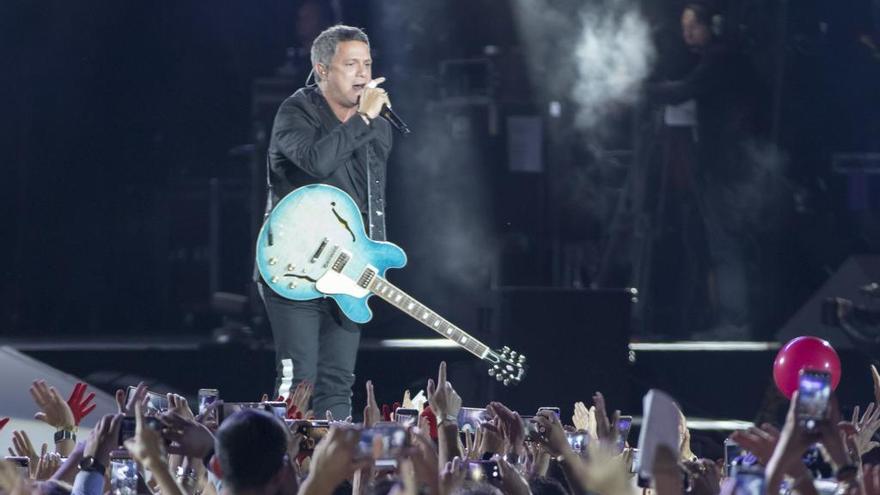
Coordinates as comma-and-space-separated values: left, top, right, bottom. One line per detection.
310, 238, 329, 263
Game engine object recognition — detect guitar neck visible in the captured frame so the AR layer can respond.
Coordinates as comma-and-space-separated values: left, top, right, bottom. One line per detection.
368, 275, 490, 360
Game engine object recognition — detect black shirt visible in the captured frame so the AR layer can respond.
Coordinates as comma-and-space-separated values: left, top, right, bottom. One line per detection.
267, 86, 393, 240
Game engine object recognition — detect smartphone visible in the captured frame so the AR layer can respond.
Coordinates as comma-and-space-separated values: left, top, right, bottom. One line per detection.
521, 415, 541, 441
617, 415, 633, 452
110, 454, 138, 495
118, 416, 164, 446
795, 369, 831, 431
358, 423, 409, 468
457, 407, 489, 433
724, 438, 746, 476
394, 407, 420, 427
296, 420, 330, 453
538, 406, 561, 419
198, 388, 219, 421
125, 386, 169, 416
464, 460, 502, 486
4, 456, 29, 478
566, 431, 589, 455
732, 464, 765, 495
264, 401, 288, 420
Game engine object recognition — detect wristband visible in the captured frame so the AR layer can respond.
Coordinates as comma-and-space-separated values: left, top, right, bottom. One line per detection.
54, 429, 77, 443
437, 413, 457, 425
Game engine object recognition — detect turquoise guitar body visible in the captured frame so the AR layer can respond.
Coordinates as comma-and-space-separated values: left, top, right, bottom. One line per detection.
255, 184, 406, 324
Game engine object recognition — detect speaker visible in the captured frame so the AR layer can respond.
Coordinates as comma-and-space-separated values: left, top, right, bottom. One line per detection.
777, 255, 880, 350
489, 288, 634, 418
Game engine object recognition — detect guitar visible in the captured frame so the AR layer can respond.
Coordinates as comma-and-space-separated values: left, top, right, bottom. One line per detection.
255, 184, 526, 386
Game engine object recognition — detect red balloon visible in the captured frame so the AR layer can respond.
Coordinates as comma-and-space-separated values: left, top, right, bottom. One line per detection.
773, 336, 841, 398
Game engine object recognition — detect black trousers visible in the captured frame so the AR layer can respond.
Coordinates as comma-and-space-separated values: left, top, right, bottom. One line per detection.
258, 284, 361, 419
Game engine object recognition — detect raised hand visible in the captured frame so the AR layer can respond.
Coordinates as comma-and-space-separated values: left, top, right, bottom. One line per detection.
303, 425, 372, 495
496, 456, 531, 495
123, 402, 164, 470
167, 394, 195, 421
363, 380, 381, 428
592, 391, 621, 447
66, 382, 97, 426
439, 457, 465, 495
83, 413, 124, 469
405, 428, 440, 495
487, 401, 525, 456
291, 381, 314, 416
30, 380, 75, 429
161, 412, 215, 459
116, 382, 148, 415
426, 362, 462, 422
8, 430, 42, 474
357, 77, 390, 120
572, 401, 593, 434
33, 450, 61, 481
850, 402, 880, 456
533, 410, 570, 457
731, 424, 782, 465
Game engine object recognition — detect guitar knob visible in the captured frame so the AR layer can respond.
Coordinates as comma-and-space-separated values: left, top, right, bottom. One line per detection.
495, 375, 503, 382
503, 378, 511, 386
287, 264, 296, 272
488, 369, 496, 376
270, 276, 279, 284
268, 257, 278, 265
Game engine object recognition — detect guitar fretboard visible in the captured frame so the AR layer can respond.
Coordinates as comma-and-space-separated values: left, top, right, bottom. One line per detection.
368, 276, 489, 359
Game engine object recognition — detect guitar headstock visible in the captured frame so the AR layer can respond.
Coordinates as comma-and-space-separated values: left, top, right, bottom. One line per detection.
487, 346, 527, 386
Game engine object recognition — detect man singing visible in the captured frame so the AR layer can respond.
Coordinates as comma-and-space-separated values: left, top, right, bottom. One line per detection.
259, 25, 393, 418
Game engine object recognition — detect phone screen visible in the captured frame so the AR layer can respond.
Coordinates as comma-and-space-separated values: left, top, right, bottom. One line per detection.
110, 457, 138, 495
733, 467, 765, 495
796, 370, 831, 430
457, 407, 489, 433
464, 460, 502, 485
125, 387, 169, 416
617, 416, 633, 451
359, 424, 408, 467
394, 408, 420, 427
566, 431, 589, 455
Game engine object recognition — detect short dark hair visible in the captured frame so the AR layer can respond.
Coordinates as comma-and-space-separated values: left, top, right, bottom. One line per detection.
310, 25, 369, 82
215, 409, 288, 490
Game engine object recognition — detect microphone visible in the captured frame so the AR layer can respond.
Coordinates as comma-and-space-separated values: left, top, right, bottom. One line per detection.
380, 104, 411, 134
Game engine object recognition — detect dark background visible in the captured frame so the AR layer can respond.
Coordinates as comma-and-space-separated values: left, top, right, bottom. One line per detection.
2, 0, 880, 349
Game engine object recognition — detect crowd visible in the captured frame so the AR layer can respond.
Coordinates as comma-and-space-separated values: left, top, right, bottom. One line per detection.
3, 362, 880, 495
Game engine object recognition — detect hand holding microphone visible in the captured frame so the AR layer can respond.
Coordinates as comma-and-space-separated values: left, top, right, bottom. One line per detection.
357, 77, 390, 120
357, 77, 411, 134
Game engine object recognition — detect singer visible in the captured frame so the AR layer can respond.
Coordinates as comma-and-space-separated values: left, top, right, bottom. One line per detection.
257, 25, 394, 418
